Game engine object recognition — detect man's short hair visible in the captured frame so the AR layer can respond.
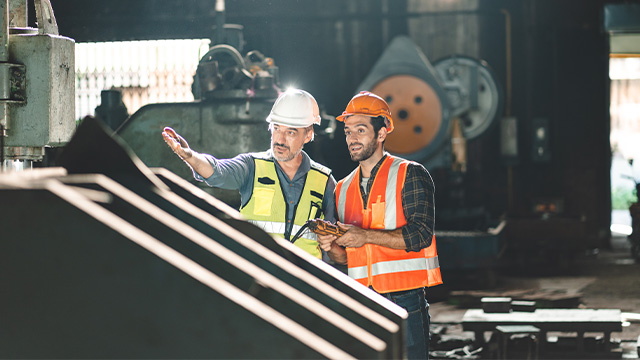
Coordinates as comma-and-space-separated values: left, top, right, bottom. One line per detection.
305, 125, 315, 142
370, 116, 387, 137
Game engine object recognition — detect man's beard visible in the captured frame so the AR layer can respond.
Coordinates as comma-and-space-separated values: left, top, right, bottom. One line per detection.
272, 142, 301, 162
349, 137, 377, 162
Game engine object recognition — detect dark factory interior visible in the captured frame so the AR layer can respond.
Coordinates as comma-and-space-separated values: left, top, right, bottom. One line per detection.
1, 0, 639, 359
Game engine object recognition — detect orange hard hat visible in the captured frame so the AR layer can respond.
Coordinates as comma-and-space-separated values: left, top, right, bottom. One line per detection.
336, 91, 394, 133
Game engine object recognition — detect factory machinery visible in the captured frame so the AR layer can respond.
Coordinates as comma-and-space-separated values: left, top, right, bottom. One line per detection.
109, 5, 590, 281
0, 1, 408, 358
115, 21, 311, 207
0, 0, 75, 170
352, 36, 506, 282
112, 31, 507, 283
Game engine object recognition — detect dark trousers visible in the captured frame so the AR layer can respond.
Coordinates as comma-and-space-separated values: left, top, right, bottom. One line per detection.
383, 287, 430, 360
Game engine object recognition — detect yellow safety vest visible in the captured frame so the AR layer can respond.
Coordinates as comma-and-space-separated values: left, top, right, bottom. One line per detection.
240, 153, 330, 258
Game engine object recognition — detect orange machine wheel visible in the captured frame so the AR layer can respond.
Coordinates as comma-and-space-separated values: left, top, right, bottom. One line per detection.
372, 75, 443, 154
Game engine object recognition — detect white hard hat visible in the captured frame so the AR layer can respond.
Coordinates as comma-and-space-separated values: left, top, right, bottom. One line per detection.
266, 89, 321, 128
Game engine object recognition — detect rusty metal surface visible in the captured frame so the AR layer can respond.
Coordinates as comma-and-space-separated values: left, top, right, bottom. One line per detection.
7, 0, 25, 27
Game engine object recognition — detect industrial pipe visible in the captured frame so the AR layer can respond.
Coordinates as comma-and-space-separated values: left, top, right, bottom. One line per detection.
0, 0, 9, 168
500, 9, 512, 117
501, 8, 515, 214
1, 0, 8, 62
215, 0, 225, 45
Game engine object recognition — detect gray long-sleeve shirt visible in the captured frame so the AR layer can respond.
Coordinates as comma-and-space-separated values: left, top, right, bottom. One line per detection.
193, 150, 337, 236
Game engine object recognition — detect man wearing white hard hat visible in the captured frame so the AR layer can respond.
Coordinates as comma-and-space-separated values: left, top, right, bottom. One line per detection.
162, 89, 336, 258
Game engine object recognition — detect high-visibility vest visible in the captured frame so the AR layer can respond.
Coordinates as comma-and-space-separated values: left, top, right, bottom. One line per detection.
240, 152, 330, 258
336, 155, 443, 293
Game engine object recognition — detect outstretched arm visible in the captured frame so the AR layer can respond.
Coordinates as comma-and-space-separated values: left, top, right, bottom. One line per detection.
162, 127, 215, 178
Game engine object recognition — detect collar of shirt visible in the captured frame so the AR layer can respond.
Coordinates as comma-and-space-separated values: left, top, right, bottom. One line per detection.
265, 149, 311, 183
358, 152, 389, 204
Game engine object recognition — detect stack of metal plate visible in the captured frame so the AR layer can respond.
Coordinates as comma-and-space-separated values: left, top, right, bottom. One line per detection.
0, 117, 406, 359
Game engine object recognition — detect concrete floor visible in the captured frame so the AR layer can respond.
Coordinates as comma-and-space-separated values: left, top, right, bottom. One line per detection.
430, 235, 640, 359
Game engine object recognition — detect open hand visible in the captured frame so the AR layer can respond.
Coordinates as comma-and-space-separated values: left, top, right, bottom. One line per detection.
162, 127, 193, 160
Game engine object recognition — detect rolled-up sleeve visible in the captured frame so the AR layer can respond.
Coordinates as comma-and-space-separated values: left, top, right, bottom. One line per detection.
401, 163, 435, 252
194, 153, 254, 190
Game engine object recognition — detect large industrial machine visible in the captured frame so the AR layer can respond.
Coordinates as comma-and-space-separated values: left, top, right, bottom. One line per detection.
115, 37, 277, 206
115, 19, 339, 208
352, 36, 505, 281
0, 0, 75, 171
355, 36, 502, 171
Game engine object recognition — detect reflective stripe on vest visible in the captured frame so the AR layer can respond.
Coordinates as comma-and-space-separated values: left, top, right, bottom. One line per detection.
337, 154, 443, 292
336, 170, 355, 224
349, 255, 440, 279
383, 158, 403, 229
248, 220, 318, 241
240, 154, 329, 258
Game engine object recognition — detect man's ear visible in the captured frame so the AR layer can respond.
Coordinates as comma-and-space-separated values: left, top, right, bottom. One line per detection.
377, 128, 388, 142
304, 128, 314, 144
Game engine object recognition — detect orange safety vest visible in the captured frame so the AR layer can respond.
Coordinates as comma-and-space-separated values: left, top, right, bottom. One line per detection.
336, 154, 443, 293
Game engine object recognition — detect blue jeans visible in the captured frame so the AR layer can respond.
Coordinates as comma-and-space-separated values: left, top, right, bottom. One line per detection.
383, 287, 430, 360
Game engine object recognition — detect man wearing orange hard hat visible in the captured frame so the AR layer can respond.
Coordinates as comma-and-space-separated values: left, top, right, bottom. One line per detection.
319, 91, 442, 360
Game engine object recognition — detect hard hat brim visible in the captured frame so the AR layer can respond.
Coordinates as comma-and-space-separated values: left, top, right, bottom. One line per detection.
267, 114, 321, 128
335, 112, 394, 133
335, 113, 348, 122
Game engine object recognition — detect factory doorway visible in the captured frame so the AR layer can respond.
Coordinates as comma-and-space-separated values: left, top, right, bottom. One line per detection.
606, 4, 640, 242
608, 42, 640, 238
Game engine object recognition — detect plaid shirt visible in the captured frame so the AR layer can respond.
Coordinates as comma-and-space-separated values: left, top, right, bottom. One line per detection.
359, 154, 435, 252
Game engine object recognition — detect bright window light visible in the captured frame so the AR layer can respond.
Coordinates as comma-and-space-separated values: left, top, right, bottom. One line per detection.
75, 39, 210, 120
611, 224, 632, 236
